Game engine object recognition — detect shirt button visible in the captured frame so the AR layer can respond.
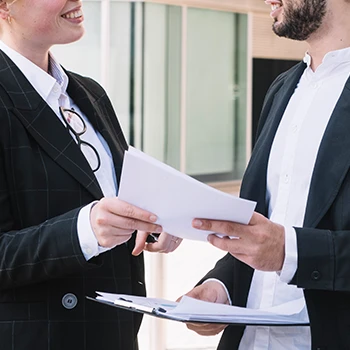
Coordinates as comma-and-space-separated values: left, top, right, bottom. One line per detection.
311, 82, 319, 89
292, 124, 298, 133
62, 293, 78, 309
83, 245, 93, 255
284, 174, 289, 183
311, 270, 321, 280
53, 85, 60, 94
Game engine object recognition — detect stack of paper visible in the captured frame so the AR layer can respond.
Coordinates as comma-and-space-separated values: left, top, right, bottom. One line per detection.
118, 147, 257, 241
93, 292, 309, 326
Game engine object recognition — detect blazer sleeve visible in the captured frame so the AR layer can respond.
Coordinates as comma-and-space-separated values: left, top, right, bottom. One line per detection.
290, 227, 350, 292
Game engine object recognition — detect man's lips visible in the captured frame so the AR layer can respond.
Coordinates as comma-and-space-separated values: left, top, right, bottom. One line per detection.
265, 0, 283, 18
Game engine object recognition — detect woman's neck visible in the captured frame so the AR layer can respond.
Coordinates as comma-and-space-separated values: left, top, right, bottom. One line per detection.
0, 35, 50, 72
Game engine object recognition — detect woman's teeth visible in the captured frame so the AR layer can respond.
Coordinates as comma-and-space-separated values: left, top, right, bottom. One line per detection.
62, 10, 82, 19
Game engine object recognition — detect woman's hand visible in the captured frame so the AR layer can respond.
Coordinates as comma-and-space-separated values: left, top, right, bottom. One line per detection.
90, 197, 163, 248
132, 231, 183, 255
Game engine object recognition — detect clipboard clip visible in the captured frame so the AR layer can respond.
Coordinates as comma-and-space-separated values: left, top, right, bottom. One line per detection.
116, 297, 167, 314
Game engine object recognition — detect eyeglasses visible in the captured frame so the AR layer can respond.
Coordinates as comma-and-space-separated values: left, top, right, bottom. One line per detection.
59, 107, 101, 172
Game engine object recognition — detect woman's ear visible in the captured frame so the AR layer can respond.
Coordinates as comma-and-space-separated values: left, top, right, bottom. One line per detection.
0, 1, 10, 21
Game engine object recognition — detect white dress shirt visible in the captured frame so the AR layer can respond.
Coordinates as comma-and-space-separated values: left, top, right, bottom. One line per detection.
239, 47, 350, 349
0, 41, 117, 260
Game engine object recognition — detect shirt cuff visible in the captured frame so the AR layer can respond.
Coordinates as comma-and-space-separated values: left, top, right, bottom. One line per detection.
279, 226, 298, 283
77, 201, 111, 260
203, 278, 232, 305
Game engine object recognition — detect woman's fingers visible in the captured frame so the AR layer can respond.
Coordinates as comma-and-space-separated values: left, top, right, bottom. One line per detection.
90, 198, 162, 248
144, 233, 182, 253
132, 232, 183, 255
132, 231, 149, 255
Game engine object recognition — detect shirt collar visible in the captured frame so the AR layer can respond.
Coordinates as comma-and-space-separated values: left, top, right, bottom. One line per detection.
303, 52, 312, 67
48, 52, 69, 92
0, 40, 68, 102
303, 46, 350, 68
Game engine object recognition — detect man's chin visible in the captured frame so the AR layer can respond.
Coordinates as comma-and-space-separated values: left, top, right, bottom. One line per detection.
272, 21, 284, 37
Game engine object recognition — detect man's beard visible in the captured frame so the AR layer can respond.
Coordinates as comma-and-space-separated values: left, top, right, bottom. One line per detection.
273, 0, 327, 41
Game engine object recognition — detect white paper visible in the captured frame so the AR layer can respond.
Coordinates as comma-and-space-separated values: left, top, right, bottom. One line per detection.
94, 292, 309, 325
118, 147, 257, 241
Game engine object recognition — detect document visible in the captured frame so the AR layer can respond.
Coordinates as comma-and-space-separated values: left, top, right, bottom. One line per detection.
118, 147, 257, 241
88, 292, 309, 326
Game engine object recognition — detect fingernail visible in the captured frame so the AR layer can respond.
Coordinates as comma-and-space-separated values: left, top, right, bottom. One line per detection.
149, 215, 157, 222
154, 226, 163, 233
132, 248, 141, 256
193, 219, 203, 228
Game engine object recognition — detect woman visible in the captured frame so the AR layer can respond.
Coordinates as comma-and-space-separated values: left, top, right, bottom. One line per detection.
0, 0, 181, 349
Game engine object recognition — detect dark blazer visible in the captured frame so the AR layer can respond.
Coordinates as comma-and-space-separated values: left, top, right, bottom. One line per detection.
0, 50, 145, 350
203, 61, 350, 350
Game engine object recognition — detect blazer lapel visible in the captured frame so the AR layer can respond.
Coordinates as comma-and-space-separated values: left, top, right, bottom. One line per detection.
240, 62, 306, 216
0, 51, 103, 199
236, 63, 306, 301
66, 73, 127, 186
304, 81, 350, 227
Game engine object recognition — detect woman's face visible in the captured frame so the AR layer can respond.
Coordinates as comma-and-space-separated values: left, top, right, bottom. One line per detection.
6, 0, 84, 50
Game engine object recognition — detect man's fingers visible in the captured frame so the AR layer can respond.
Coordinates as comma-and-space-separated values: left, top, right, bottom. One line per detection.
192, 218, 242, 237
207, 234, 240, 251
185, 283, 223, 303
186, 323, 226, 336
185, 288, 203, 300
248, 211, 263, 225
175, 296, 183, 303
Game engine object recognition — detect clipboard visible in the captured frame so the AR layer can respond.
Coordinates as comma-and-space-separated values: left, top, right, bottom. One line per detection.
87, 293, 310, 327
86, 296, 174, 320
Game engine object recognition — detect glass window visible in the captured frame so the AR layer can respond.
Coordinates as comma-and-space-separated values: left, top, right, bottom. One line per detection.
140, 5, 248, 181
186, 8, 248, 181
142, 4, 182, 169
109, 1, 132, 141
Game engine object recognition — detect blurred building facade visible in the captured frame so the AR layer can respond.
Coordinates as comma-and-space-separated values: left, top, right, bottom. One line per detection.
52, 0, 307, 349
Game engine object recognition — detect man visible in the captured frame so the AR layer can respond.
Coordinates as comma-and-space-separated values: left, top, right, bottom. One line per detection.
182, 0, 350, 349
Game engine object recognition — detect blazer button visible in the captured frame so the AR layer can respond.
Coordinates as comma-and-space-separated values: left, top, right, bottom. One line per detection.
62, 293, 78, 309
311, 270, 321, 280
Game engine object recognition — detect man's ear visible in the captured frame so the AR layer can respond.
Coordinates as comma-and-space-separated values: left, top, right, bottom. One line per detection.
0, 1, 10, 21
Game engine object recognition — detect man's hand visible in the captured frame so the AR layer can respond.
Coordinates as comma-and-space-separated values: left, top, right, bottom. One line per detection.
179, 281, 229, 336
192, 212, 285, 271
90, 197, 163, 248
132, 231, 183, 256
